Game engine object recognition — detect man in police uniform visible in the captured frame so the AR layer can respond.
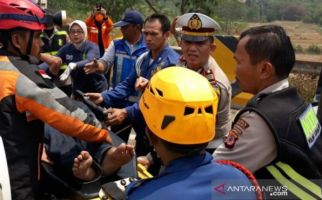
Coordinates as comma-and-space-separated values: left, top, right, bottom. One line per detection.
126, 67, 256, 200
214, 25, 322, 199
175, 13, 232, 151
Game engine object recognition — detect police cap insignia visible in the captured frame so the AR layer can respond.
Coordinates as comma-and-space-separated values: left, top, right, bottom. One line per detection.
188, 14, 202, 30
176, 12, 221, 42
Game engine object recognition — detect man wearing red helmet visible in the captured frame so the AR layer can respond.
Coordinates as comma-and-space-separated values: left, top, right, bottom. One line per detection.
0, 1, 132, 199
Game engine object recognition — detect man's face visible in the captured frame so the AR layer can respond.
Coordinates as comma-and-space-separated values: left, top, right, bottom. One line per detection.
15, 30, 43, 59
31, 31, 44, 59
234, 36, 260, 94
180, 39, 215, 70
142, 20, 167, 51
69, 24, 85, 44
121, 24, 136, 40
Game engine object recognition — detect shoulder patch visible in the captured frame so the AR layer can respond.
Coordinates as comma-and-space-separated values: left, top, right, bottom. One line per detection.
224, 119, 249, 149
37, 69, 51, 79
299, 104, 321, 148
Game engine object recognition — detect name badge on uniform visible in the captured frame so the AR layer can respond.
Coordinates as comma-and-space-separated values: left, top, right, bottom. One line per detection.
299, 104, 321, 148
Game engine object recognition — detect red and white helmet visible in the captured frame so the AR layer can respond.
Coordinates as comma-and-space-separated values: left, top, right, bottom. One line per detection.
0, 0, 48, 30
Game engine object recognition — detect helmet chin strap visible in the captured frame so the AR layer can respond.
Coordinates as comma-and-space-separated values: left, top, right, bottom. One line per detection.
26, 30, 34, 55
9, 30, 34, 57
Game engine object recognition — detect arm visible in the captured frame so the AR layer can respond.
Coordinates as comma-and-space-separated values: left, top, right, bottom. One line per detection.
40, 53, 62, 76
214, 83, 231, 138
104, 16, 113, 33
15, 73, 111, 143
170, 16, 181, 45
98, 41, 115, 72
85, 41, 116, 75
75, 42, 100, 68
85, 14, 95, 27
214, 111, 277, 172
101, 70, 137, 107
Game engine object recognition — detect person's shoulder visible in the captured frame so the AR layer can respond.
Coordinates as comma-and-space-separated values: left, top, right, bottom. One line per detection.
85, 40, 99, 50
213, 161, 247, 177
55, 30, 68, 36
60, 42, 72, 50
164, 47, 180, 64
85, 40, 98, 46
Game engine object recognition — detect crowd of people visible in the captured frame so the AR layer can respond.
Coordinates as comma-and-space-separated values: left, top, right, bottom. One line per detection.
0, 0, 321, 199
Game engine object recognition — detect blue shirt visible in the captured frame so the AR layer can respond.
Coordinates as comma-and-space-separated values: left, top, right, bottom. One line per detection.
57, 40, 107, 94
108, 36, 147, 87
101, 45, 180, 122
126, 152, 257, 200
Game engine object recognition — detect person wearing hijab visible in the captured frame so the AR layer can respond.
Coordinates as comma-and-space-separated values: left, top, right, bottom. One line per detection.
50, 20, 108, 97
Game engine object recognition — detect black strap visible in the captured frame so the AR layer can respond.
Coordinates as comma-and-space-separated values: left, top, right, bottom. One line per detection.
96, 23, 105, 56
26, 30, 34, 55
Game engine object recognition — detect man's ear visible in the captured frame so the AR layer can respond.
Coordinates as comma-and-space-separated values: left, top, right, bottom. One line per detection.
146, 129, 159, 146
163, 31, 171, 39
210, 42, 216, 52
10, 31, 27, 52
258, 61, 274, 79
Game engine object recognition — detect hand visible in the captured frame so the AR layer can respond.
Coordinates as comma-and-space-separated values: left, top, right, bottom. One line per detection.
105, 108, 127, 126
84, 92, 104, 105
107, 143, 134, 166
135, 76, 149, 92
84, 59, 99, 74
40, 53, 62, 75
137, 156, 151, 169
60, 62, 77, 81
92, 7, 107, 18
41, 146, 53, 165
102, 143, 134, 175
170, 16, 179, 36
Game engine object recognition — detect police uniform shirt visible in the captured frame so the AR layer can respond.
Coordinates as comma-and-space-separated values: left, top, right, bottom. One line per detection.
187, 56, 232, 148
214, 79, 289, 172
205, 56, 232, 148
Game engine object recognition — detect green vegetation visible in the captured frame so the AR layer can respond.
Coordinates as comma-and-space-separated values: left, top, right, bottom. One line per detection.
307, 44, 322, 54
294, 44, 322, 55
48, 0, 322, 31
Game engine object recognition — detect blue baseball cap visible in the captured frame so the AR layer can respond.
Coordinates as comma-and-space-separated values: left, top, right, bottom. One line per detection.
113, 10, 144, 27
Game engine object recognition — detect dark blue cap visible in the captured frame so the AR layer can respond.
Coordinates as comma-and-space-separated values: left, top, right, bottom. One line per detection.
113, 10, 144, 27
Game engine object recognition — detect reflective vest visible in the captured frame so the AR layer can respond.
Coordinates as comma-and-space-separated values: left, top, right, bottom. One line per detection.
41, 30, 68, 56
235, 87, 322, 199
112, 37, 147, 88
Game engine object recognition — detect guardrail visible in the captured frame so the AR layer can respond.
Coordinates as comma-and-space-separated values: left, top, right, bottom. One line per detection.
172, 45, 322, 75
294, 59, 322, 74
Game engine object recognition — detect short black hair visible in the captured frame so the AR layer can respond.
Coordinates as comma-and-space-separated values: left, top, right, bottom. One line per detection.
240, 25, 295, 79
146, 127, 207, 156
144, 14, 170, 33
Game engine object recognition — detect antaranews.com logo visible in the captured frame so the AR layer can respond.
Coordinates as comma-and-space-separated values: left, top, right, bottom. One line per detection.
212, 180, 290, 199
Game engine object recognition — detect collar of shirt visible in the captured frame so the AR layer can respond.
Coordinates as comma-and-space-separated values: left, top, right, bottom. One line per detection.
159, 152, 213, 176
124, 35, 145, 54
146, 44, 171, 67
185, 57, 210, 74
73, 40, 86, 50
259, 78, 289, 94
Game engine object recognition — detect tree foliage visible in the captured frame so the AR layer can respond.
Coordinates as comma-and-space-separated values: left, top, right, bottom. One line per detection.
49, 0, 322, 30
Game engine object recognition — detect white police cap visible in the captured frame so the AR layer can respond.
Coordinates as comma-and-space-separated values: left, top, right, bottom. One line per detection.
176, 13, 221, 42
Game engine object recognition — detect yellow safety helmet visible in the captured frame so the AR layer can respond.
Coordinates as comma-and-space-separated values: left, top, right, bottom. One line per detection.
139, 67, 218, 145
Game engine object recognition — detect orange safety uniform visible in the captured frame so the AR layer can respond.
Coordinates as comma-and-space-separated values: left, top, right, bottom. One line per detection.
85, 15, 113, 50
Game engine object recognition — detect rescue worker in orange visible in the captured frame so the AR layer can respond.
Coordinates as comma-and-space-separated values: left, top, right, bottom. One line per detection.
0, 1, 131, 198
85, 4, 113, 56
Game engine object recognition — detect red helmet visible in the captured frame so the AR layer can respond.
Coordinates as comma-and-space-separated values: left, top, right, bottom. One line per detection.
0, 0, 47, 30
